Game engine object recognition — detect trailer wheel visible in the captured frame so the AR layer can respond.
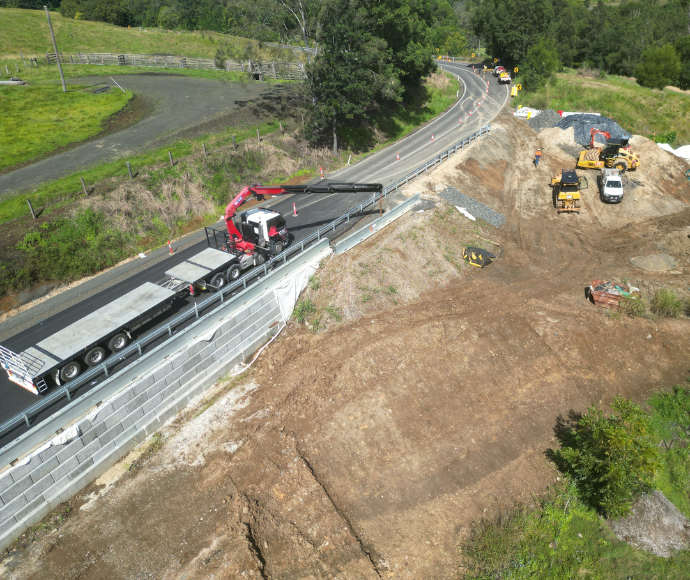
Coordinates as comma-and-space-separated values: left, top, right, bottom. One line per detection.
210, 273, 227, 289
108, 333, 129, 353
60, 361, 81, 382
84, 347, 106, 366
226, 264, 242, 281
271, 241, 284, 255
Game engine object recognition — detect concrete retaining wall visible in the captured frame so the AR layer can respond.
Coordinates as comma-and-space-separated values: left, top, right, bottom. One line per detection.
0, 292, 282, 548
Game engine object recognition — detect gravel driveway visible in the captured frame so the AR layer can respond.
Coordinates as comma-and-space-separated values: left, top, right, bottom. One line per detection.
0, 74, 287, 196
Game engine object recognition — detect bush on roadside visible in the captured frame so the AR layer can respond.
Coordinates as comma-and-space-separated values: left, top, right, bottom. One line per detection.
634, 44, 681, 90
552, 396, 660, 517
292, 298, 316, 323
650, 289, 684, 317
619, 295, 645, 318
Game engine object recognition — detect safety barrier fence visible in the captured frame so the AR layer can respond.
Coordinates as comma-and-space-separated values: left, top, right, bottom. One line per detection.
0, 123, 490, 448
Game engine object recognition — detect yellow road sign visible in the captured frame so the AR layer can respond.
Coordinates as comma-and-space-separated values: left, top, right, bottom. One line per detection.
494, 58, 498, 63
516, 84, 522, 90
514, 67, 519, 73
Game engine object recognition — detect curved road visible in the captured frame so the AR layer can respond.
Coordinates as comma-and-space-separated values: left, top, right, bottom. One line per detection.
0, 75, 287, 196
0, 63, 509, 444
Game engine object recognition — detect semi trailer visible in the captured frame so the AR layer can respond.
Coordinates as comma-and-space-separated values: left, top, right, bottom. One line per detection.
1, 181, 382, 395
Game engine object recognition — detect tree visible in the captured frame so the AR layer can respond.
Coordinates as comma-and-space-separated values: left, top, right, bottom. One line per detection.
674, 36, 690, 90
634, 44, 681, 89
308, 0, 400, 155
520, 38, 561, 92
553, 396, 660, 517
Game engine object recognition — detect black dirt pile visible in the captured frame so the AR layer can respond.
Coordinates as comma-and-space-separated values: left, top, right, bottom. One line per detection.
557, 114, 631, 146
526, 109, 561, 132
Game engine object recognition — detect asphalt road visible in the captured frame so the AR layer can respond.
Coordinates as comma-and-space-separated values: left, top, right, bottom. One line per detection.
0, 75, 285, 196
0, 63, 509, 444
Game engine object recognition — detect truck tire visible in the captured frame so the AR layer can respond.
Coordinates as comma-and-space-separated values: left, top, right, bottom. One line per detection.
60, 361, 81, 382
613, 160, 628, 172
210, 273, 227, 289
226, 264, 242, 281
108, 332, 129, 353
271, 241, 284, 256
84, 347, 106, 366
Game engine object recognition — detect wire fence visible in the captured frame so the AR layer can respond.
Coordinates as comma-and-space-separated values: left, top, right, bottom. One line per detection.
0, 52, 305, 81
0, 123, 491, 446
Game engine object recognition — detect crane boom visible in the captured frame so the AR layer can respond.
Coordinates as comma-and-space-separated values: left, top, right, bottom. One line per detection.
223, 182, 383, 222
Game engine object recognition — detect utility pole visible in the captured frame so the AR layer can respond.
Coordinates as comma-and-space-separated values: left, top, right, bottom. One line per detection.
44, 5, 66, 93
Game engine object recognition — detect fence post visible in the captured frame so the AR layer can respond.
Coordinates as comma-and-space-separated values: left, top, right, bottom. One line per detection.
279, 121, 283, 134
126, 161, 133, 179
168, 151, 174, 167
232, 135, 236, 151
15, 63, 19, 73
80, 177, 88, 196
202, 143, 207, 157
70, 55, 74, 64
257, 129, 260, 143
26, 199, 36, 219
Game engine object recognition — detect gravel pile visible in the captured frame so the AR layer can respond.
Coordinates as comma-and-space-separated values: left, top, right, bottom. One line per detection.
526, 108, 561, 132
438, 186, 505, 228
556, 113, 631, 146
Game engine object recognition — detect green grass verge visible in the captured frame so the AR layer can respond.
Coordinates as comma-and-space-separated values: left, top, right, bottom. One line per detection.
0, 8, 293, 61
515, 71, 690, 146
0, 84, 132, 171
462, 482, 690, 579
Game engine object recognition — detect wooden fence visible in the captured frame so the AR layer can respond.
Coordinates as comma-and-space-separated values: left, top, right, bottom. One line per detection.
56, 52, 305, 80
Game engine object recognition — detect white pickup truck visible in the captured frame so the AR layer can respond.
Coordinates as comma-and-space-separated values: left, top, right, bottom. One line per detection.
599, 168, 624, 203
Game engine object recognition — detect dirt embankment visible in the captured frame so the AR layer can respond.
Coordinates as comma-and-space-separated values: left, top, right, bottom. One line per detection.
2, 111, 690, 579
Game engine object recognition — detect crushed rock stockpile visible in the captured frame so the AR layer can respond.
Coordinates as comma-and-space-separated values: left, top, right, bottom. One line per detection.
438, 186, 506, 227
526, 109, 562, 132
557, 113, 631, 146
526, 109, 631, 147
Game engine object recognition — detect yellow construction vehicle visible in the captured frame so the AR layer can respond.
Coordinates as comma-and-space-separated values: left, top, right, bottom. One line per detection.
577, 137, 640, 172
551, 169, 584, 213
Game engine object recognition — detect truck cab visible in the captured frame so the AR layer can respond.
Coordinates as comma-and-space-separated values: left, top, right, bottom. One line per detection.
240, 208, 289, 256
493, 65, 506, 77
498, 72, 511, 84
599, 168, 624, 203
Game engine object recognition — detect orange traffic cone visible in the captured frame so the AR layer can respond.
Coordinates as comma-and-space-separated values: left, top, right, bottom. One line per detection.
293, 202, 298, 216
319, 167, 324, 178
396, 153, 400, 161
167, 240, 173, 255
459, 118, 463, 124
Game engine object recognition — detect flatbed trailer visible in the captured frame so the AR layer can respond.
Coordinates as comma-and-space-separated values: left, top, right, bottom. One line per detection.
0, 247, 242, 395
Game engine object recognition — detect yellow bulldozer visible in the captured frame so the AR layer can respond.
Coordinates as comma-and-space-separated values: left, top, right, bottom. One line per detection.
551, 169, 586, 213
577, 137, 640, 172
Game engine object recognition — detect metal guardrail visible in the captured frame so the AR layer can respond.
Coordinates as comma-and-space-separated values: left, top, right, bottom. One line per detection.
0, 123, 490, 446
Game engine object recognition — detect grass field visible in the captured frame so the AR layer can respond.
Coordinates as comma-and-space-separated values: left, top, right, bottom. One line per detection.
0, 8, 294, 60
0, 84, 132, 171
515, 70, 690, 146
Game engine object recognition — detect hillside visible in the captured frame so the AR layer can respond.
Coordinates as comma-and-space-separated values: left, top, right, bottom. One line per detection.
0, 8, 287, 60
516, 70, 690, 146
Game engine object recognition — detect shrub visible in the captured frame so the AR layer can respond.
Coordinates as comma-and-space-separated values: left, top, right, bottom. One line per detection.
634, 44, 681, 90
292, 298, 316, 323
619, 295, 645, 317
650, 289, 683, 317
553, 396, 660, 517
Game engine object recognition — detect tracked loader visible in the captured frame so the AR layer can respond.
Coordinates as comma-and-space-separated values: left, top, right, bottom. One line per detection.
577, 137, 640, 172
551, 169, 584, 213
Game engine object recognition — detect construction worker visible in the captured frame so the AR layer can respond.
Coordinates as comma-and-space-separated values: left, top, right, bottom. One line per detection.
534, 148, 542, 168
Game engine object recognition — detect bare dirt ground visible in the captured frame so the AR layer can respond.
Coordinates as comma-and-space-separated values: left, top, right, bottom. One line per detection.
2, 110, 690, 579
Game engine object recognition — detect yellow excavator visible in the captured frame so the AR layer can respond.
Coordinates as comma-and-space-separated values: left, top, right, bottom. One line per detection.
577, 137, 640, 172
551, 169, 586, 213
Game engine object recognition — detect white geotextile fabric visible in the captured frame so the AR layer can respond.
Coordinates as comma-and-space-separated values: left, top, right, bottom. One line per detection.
658, 143, 690, 161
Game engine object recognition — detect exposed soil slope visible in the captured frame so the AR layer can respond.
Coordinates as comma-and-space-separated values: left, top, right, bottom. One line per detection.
2, 111, 690, 579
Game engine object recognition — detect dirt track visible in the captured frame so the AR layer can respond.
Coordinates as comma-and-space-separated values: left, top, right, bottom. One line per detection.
2, 110, 690, 579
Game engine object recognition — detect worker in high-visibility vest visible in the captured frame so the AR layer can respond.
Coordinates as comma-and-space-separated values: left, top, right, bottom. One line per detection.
534, 149, 542, 168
